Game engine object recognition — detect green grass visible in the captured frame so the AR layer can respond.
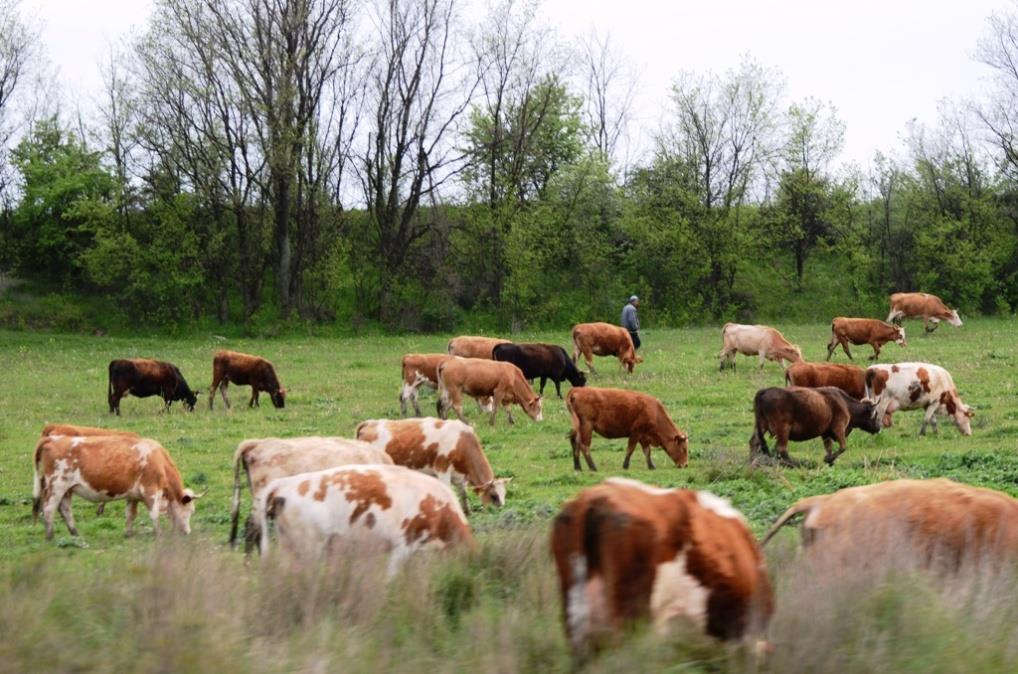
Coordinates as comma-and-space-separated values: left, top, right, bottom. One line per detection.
1, 320, 1017, 672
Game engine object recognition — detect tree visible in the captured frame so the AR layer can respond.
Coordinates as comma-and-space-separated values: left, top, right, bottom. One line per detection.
0, 0, 34, 202
579, 31, 635, 169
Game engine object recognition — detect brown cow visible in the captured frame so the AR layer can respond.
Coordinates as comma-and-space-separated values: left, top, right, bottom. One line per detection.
33, 434, 204, 539
551, 477, 773, 660
108, 358, 199, 415
571, 322, 642, 374
565, 387, 688, 471
436, 357, 543, 425
826, 317, 906, 361
762, 479, 1018, 571
209, 350, 286, 409
447, 336, 511, 359
785, 362, 894, 427
719, 323, 802, 370
886, 292, 962, 334
750, 386, 882, 466
400, 353, 493, 417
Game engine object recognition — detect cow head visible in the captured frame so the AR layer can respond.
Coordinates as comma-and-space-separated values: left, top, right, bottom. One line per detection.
894, 326, 907, 347
947, 309, 963, 327
169, 487, 207, 534
940, 391, 973, 435
856, 400, 883, 434
664, 431, 689, 468
271, 387, 287, 409
475, 477, 512, 507
623, 352, 644, 373
523, 394, 543, 421
568, 370, 587, 388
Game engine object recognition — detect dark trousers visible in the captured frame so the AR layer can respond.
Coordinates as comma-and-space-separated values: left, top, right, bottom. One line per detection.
629, 330, 641, 350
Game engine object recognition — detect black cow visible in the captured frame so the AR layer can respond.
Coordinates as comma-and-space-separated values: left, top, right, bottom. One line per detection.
108, 358, 199, 415
492, 343, 586, 398
749, 386, 880, 466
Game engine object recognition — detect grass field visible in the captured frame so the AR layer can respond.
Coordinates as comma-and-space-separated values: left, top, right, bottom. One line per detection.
1, 320, 1017, 672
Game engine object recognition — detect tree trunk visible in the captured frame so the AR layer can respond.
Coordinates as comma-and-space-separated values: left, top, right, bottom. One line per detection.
274, 172, 292, 317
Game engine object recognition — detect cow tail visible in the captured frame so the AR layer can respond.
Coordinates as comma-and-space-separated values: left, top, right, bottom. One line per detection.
784, 369, 793, 387
32, 438, 46, 523
760, 496, 824, 547
436, 363, 450, 415
260, 493, 283, 557
750, 408, 769, 454
228, 445, 248, 548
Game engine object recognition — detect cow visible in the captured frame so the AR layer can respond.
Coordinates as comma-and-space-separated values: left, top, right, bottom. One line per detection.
826, 317, 906, 361
570, 322, 643, 374
865, 362, 973, 436
551, 477, 773, 661
209, 350, 286, 409
33, 434, 204, 540
492, 342, 587, 397
719, 323, 803, 371
40, 424, 141, 516
229, 436, 393, 552
107, 358, 199, 415
785, 362, 894, 428
447, 335, 511, 359
399, 353, 493, 417
886, 292, 962, 334
749, 386, 882, 466
356, 417, 509, 513
436, 357, 543, 426
258, 464, 475, 575
761, 479, 1018, 572
566, 387, 688, 472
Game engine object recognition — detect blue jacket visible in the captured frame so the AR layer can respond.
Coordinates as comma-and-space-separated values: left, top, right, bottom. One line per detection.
621, 303, 640, 332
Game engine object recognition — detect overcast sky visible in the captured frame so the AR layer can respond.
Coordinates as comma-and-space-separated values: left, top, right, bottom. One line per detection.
22, 0, 1015, 169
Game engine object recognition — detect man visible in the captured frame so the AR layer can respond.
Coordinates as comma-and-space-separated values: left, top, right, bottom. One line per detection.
621, 295, 641, 350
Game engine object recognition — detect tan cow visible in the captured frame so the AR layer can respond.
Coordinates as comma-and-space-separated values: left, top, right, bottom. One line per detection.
356, 417, 509, 512
229, 436, 393, 551
826, 317, 906, 361
762, 479, 1018, 571
447, 336, 511, 359
400, 353, 492, 417
571, 322, 642, 374
259, 464, 475, 575
886, 292, 962, 334
566, 387, 688, 471
552, 477, 773, 661
33, 434, 203, 540
436, 357, 543, 425
719, 323, 803, 370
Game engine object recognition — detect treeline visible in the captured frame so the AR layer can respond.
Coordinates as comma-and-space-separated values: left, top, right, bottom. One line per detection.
1, 0, 1018, 331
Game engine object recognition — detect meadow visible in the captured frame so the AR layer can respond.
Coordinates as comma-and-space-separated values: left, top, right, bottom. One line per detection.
1, 320, 1018, 673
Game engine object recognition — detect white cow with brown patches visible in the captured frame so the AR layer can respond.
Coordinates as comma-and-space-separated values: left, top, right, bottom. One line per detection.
258, 464, 475, 575
33, 434, 204, 540
865, 362, 974, 436
355, 417, 510, 512
229, 436, 393, 552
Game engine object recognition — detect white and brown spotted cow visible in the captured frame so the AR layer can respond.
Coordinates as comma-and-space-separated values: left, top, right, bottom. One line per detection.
887, 292, 962, 334
40, 424, 141, 517
865, 362, 973, 436
719, 323, 803, 370
551, 477, 773, 661
229, 436, 393, 551
355, 417, 510, 512
33, 434, 203, 540
258, 464, 475, 575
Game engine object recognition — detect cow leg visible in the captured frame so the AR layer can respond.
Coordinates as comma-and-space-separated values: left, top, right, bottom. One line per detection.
840, 340, 853, 360
642, 441, 655, 470
57, 493, 79, 537
125, 500, 138, 537
411, 389, 422, 416
219, 381, 232, 409
110, 389, 124, 416
147, 494, 162, 536
622, 437, 639, 470
454, 481, 471, 515
824, 433, 848, 466
920, 405, 938, 435
758, 352, 767, 368
776, 431, 797, 466
583, 349, 596, 375
249, 390, 259, 407
554, 379, 563, 398
825, 337, 836, 361
43, 485, 71, 540
579, 424, 597, 471
869, 343, 881, 360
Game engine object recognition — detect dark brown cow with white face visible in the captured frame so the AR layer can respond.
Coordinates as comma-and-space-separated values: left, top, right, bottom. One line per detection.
826, 317, 906, 361
565, 386, 688, 471
551, 478, 773, 661
209, 350, 286, 409
259, 464, 475, 575
571, 322, 642, 374
886, 292, 962, 334
750, 386, 881, 466
33, 434, 203, 540
436, 357, 543, 426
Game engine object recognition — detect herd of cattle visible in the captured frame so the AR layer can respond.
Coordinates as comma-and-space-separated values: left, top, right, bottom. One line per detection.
30, 291, 1014, 660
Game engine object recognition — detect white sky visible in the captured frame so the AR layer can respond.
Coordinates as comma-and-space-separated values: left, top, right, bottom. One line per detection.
22, 0, 1016, 169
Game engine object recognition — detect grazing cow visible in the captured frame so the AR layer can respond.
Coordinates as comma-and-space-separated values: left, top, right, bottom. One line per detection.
492, 342, 587, 397
551, 477, 773, 660
107, 358, 199, 415
719, 323, 803, 371
566, 387, 688, 471
400, 353, 493, 417
750, 386, 881, 466
447, 335, 511, 359
827, 317, 906, 361
356, 417, 509, 513
570, 322, 643, 374
41, 424, 140, 516
762, 479, 1018, 571
436, 357, 543, 426
865, 362, 973, 436
229, 436, 393, 551
785, 362, 894, 427
209, 350, 286, 409
886, 292, 962, 333
258, 464, 475, 575
33, 434, 203, 540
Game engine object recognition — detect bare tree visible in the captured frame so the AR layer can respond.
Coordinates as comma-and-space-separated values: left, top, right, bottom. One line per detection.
579, 30, 635, 168
977, 5, 1018, 182
0, 0, 34, 200
97, 46, 140, 226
